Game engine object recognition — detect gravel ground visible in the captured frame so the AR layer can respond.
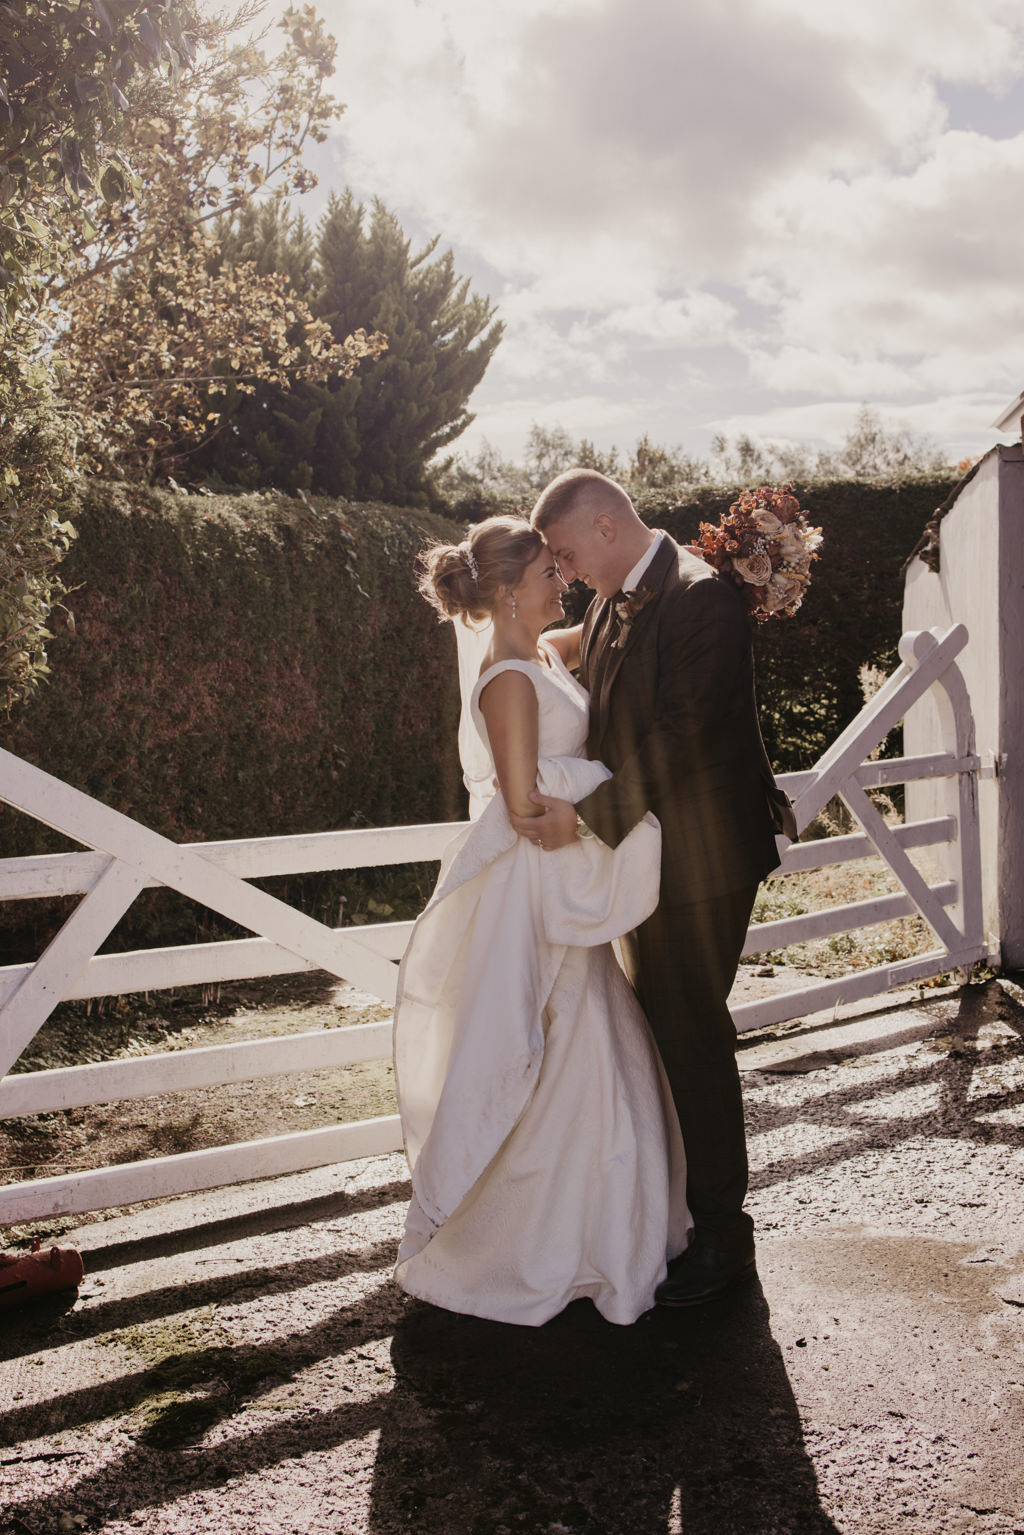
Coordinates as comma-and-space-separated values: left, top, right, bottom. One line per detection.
1, 974, 1023, 1535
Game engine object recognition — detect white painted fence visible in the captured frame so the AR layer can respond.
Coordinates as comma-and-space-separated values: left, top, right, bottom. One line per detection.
733, 623, 990, 1030
0, 624, 991, 1225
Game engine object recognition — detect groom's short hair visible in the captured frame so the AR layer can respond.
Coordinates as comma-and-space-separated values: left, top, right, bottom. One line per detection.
531, 468, 629, 533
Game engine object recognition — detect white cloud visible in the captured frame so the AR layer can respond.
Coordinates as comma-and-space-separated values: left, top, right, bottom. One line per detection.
316, 0, 887, 276
282, 0, 1024, 461
458, 388, 652, 460
707, 392, 1010, 459
754, 0, 1024, 85
744, 130, 1024, 378
583, 293, 738, 348
743, 347, 923, 400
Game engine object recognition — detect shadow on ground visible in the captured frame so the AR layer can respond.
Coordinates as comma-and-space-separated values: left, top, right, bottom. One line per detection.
3, 1237, 837, 1535
370, 1285, 840, 1535
3, 979, 1023, 1533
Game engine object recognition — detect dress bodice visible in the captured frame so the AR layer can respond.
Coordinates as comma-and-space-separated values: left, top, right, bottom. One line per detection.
469, 638, 589, 773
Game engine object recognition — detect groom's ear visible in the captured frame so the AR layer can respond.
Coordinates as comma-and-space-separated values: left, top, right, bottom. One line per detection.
594, 512, 615, 542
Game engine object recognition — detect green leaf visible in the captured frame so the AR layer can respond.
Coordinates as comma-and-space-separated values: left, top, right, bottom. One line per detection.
99, 162, 126, 203
59, 136, 82, 176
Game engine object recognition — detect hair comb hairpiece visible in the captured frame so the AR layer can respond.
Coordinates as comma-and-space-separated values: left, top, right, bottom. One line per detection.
461, 543, 479, 581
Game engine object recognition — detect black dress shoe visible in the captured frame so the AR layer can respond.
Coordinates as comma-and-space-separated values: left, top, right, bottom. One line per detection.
654, 1243, 757, 1307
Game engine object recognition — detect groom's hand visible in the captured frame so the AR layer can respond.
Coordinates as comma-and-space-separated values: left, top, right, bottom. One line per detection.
509, 792, 579, 850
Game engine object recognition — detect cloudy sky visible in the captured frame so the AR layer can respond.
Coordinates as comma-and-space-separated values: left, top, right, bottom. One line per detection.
279, 0, 1024, 466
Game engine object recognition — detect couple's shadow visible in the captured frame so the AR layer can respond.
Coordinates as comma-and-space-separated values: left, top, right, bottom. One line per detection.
368, 1279, 840, 1534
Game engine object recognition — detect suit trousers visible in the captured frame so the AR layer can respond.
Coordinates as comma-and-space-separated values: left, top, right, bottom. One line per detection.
619, 881, 759, 1254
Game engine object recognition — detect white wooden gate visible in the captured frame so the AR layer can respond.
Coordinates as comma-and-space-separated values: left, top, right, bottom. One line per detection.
0, 773, 451, 1225
0, 623, 991, 1225
734, 623, 990, 1028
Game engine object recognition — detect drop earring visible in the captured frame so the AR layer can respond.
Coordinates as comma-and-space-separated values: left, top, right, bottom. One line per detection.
511, 595, 517, 618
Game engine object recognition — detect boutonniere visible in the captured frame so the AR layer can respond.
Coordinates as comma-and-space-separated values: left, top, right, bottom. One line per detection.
611, 585, 657, 648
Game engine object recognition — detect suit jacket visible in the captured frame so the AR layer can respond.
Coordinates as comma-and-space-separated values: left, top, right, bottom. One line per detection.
575, 534, 788, 907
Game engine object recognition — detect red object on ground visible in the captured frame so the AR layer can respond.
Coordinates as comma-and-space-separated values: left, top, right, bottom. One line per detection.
0, 1238, 85, 1310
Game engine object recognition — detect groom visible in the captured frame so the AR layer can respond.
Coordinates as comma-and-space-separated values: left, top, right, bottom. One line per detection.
512, 468, 793, 1306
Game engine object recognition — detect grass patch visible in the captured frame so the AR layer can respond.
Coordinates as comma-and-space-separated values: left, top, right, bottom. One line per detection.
114, 1313, 292, 1448
747, 791, 952, 978
751, 859, 935, 976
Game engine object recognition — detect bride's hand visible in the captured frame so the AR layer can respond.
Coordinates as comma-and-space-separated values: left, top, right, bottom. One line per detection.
509, 792, 579, 850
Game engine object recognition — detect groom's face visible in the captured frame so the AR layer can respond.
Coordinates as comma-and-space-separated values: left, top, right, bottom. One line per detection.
544, 506, 621, 599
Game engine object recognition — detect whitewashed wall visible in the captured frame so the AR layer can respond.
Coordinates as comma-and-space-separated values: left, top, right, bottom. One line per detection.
903, 444, 1024, 966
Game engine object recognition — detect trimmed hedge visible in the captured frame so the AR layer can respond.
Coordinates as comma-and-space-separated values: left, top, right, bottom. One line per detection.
1, 484, 462, 958
0, 473, 956, 959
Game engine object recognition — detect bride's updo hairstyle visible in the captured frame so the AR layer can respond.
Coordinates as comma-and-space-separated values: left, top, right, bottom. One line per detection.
418, 515, 544, 623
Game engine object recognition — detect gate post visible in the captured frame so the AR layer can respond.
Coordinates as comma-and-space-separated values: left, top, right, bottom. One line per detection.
902, 444, 1024, 967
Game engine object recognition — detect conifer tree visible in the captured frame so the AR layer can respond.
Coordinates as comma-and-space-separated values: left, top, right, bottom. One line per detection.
197, 191, 503, 503
212, 200, 317, 298
198, 202, 327, 493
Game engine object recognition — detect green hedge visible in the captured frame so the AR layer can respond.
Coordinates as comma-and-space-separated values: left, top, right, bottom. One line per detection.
1, 483, 462, 959
0, 474, 957, 960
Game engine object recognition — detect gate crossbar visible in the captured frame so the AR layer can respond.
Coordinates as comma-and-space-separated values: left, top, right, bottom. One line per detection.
0, 624, 990, 1224
735, 623, 988, 1032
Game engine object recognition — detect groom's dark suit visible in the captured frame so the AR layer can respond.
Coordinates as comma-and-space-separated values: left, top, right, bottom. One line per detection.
574, 534, 787, 1252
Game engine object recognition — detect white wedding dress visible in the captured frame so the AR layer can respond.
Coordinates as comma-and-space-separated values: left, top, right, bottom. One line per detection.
392, 632, 690, 1327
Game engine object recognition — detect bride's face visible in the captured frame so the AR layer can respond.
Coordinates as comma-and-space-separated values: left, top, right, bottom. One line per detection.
511, 545, 568, 629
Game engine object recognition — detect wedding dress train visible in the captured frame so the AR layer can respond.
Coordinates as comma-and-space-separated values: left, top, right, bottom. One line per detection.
393, 635, 690, 1326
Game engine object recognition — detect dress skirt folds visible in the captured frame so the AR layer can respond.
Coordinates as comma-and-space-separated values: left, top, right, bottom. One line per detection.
392, 649, 690, 1327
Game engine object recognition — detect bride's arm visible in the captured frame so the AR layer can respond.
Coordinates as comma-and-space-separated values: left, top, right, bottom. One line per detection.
542, 623, 583, 671
478, 670, 544, 821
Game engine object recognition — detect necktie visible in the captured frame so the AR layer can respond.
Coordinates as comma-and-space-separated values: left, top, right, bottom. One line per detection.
607, 590, 627, 633
588, 593, 625, 697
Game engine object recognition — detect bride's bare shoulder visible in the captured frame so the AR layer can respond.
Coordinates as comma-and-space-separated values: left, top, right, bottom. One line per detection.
476, 663, 537, 715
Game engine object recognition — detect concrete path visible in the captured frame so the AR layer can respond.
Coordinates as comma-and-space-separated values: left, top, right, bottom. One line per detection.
1, 978, 1023, 1535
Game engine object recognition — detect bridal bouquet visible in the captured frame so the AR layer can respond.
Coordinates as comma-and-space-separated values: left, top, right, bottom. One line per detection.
691, 484, 822, 622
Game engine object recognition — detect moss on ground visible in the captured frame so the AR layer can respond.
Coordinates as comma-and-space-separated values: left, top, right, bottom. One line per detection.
114, 1312, 291, 1448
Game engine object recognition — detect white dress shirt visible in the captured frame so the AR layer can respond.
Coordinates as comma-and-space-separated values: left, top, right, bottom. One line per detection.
622, 530, 664, 594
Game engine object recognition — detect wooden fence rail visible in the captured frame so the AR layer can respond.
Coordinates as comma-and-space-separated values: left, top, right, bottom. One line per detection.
0, 624, 993, 1225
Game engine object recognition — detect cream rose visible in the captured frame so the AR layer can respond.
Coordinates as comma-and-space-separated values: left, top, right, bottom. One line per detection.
732, 551, 773, 585
751, 509, 783, 537
762, 572, 803, 612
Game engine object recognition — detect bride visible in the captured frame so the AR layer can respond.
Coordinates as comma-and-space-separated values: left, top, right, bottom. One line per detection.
392, 515, 689, 1327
